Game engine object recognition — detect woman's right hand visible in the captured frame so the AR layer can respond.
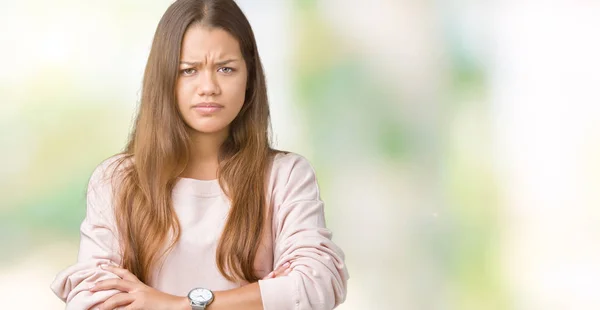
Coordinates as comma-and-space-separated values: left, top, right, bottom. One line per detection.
262, 261, 292, 279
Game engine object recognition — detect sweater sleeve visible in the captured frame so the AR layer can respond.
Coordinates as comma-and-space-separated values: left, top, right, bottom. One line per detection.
50, 157, 125, 310
258, 154, 349, 310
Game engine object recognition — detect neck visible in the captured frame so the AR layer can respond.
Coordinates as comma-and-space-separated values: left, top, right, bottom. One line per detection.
182, 128, 229, 180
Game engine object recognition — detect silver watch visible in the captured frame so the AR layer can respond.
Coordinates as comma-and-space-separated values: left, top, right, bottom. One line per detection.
187, 287, 214, 310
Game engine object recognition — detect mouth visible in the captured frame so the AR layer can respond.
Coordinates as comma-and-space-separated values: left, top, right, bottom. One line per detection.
192, 102, 224, 114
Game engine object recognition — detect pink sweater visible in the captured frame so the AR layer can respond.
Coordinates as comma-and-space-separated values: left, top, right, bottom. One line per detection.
50, 152, 348, 310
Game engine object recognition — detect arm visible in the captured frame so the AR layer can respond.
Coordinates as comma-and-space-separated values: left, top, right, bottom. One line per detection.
257, 154, 349, 310
206, 282, 263, 310
181, 154, 348, 310
50, 157, 126, 310
171, 283, 264, 310
177, 263, 293, 310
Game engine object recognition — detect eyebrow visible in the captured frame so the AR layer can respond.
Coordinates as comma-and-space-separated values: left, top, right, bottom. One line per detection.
179, 59, 239, 66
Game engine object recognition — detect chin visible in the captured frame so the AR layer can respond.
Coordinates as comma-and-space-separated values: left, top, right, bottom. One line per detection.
189, 123, 229, 135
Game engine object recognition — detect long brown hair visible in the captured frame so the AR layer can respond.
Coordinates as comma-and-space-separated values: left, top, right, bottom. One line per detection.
109, 0, 275, 284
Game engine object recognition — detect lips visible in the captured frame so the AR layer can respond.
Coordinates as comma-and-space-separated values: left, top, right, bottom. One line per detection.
192, 102, 224, 114
192, 102, 224, 108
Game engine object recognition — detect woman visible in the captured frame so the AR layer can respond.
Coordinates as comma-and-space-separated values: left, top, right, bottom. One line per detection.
50, 0, 349, 309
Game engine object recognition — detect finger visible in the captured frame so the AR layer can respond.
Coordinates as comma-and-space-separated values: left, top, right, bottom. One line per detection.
282, 267, 293, 276
90, 278, 135, 293
98, 292, 134, 310
101, 264, 140, 282
271, 262, 291, 278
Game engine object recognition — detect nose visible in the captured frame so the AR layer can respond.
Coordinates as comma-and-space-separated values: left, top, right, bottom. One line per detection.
195, 70, 221, 97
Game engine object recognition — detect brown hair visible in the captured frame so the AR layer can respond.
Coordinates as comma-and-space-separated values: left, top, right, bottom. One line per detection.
109, 0, 276, 284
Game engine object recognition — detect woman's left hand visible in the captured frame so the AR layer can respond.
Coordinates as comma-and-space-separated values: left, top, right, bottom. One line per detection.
90, 264, 187, 310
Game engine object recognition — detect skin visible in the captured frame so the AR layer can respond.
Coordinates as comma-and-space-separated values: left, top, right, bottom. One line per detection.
91, 263, 292, 310
177, 25, 248, 180
91, 26, 290, 310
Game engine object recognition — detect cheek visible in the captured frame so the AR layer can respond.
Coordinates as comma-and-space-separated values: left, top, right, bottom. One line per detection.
176, 80, 197, 116
176, 80, 192, 102
223, 75, 248, 106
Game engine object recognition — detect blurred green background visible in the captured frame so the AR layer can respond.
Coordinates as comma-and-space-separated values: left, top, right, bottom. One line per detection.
1, 1, 600, 309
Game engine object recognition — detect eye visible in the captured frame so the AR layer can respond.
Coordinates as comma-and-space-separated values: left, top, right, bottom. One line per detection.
218, 67, 235, 74
181, 68, 196, 76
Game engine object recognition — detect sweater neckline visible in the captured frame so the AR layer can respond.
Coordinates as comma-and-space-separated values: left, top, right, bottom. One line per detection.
173, 177, 222, 197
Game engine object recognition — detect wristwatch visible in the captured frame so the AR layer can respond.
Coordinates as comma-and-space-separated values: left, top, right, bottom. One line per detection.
187, 287, 214, 310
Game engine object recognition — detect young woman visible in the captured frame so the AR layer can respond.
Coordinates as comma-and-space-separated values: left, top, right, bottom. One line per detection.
50, 0, 348, 309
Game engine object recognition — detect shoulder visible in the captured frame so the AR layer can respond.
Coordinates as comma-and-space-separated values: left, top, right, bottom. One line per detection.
272, 150, 314, 169
90, 154, 131, 182
270, 151, 318, 183
267, 151, 321, 203
88, 153, 132, 198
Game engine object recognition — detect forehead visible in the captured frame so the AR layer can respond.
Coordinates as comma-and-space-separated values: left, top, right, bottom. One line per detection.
180, 25, 242, 59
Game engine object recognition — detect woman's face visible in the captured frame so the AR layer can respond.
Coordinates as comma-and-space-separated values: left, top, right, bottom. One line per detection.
176, 25, 248, 135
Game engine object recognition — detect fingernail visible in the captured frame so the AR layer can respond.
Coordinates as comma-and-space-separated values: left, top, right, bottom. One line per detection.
283, 262, 290, 267
100, 264, 109, 269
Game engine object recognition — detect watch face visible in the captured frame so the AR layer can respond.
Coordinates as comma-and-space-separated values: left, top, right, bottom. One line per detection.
190, 288, 213, 302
